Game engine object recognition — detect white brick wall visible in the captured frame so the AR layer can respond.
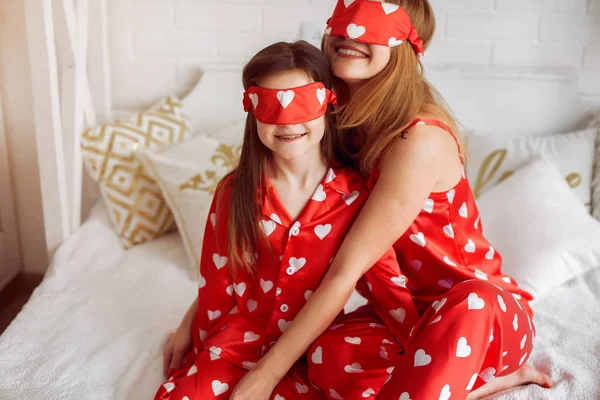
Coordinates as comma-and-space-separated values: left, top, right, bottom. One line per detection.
110, 0, 600, 112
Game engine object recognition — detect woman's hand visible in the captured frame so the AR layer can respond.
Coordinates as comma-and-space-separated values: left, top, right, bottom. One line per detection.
229, 366, 280, 400
162, 324, 193, 377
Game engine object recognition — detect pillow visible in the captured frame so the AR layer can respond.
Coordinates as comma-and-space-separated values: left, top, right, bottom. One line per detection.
476, 158, 600, 301
81, 96, 191, 248
139, 125, 243, 277
466, 128, 597, 211
590, 115, 600, 221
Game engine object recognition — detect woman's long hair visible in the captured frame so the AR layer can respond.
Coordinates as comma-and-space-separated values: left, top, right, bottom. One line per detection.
326, 0, 463, 174
222, 41, 336, 274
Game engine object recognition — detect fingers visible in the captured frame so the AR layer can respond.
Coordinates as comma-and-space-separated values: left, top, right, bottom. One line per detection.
169, 346, 184, 373
163, 344, 173, 377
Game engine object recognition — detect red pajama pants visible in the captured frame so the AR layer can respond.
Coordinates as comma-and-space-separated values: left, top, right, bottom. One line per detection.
310, 280, 535, 400
154, 349, 325, 400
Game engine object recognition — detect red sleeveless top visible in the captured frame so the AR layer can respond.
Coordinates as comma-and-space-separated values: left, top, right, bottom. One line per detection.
367, 119, 533, 314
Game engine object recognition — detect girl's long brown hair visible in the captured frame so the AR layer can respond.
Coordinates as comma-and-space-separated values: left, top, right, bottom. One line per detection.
223, 41, 336, 274
328, 0, 462, 174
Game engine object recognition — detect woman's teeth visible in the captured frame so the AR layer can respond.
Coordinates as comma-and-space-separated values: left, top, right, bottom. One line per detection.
337, 48, 367, 58
278, 133, 307, 140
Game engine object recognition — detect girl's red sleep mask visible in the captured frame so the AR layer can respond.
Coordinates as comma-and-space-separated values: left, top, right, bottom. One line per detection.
325, 0, 424, 55
243, 82, 338, 125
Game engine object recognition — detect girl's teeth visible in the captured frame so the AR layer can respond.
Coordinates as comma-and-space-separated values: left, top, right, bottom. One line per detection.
337, 48, 366, 58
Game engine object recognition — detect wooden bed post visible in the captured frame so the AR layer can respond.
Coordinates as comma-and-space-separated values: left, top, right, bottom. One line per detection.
25, 0, 71, 257
24, 0, 108, 258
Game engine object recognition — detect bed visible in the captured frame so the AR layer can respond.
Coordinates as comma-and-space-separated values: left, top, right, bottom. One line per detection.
2, 8, 600, 398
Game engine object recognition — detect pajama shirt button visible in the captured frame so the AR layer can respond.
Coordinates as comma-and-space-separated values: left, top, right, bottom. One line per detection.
286, 267, 296, 275
291, 227, 300, 236
280, 304, 289, 312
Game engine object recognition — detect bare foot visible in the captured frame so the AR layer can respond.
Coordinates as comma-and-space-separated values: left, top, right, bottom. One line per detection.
467, 364, 552, 400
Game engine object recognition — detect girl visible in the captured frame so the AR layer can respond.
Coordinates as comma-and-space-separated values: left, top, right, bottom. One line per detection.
155, 40, 416, 400
230, 1, 553, 400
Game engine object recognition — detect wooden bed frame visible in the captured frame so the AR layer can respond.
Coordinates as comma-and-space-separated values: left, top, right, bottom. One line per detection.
24, 0, 111, 258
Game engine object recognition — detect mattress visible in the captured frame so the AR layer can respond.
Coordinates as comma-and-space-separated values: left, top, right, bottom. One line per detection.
0, 202, 598, 400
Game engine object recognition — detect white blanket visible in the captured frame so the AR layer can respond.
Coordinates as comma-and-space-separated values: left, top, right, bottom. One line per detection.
0, 204, 598, 399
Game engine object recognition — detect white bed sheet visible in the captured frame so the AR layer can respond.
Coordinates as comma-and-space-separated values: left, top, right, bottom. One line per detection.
0, 203, 598, 400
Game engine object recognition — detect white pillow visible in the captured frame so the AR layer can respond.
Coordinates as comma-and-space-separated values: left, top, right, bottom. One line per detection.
139, 130, 242, 278
477, 158, 600, 301
467, 128, 597, 211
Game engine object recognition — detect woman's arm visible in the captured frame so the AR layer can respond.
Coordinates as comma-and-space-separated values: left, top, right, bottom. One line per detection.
252, 126, 456, 382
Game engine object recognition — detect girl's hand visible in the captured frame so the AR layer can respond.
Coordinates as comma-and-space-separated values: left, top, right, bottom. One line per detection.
230, 367, 280, 400
162, 325, 193, 377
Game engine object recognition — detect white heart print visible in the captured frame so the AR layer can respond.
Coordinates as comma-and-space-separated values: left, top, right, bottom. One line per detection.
467, 293, 485, 310
465, 239, 476, 253
277, 90, 295, 108
187, 364, 198, 376
466, 373, 478, 390
388, 37, 404, 47
311, 184, 327, 202
274, 395, 284, 400
304, 290, 313, 301
443, 224, 454, 238
198, 275, 206, 289
324, 26, 332, 35
212, 254, 228, 269
343, 190, 360, 205
289, 257, 306, 271
519, 352, 528, 366
330, 389, 344, 400
325, 168, 336, 183
246, 299, 257, 313
314, 224, 332, 240
485, 247, 495, 260
208, 309, 221, 321
474, 269, 488, 280
261, 220, 276, 236
497, 294, 507, 312
432, 297, 447, 312
278, 319, 292, 333
409, 259, 422, 271
249, 93, 259, 109
243, 331, 260, 343
344, 362, 363, 373
439, 384, 451, 400
391, 275, 407, 287
211, 380, 229, 396
347, 24, 366, 39
316, 88, 327, 106
399, 393, 411, 400
520, 334, 527, 350
513, 314, 519, 331
199, 329, 207, 341
438, 279, 453, 289
311, 346, 323, 364
296, 382, 309, 394
210, 213, 216, 228
414, 349, 432, 367
410, 232, 426, 247
443, 256, 457, 267
260, 279, 273, 293
459, 202, 468, 218
362, 388, 376, 397
242, 361, 256, 370
209, 346, 222, 360
390, 308, 406, 323
423, 198, 434, 213
162, 382, 175, 392
225, 285, 234, 296
479, 367, 496, 383
344, 337, 361, 345
234, 282, 246, 296
431, 315, 442, 324
447, 189, 455, 203
381, 2, 400, 14
344, 0, 355, 7
270, 213, 282, 224
456, 337, 472, 358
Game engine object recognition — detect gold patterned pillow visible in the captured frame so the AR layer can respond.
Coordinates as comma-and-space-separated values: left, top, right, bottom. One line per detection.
138, 123, 244, 277
81, 96, 190, 248
466, 128, 597, 212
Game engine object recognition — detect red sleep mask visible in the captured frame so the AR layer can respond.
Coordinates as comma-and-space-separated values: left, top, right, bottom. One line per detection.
243, 82, 338, 125
325, 0, 424, 55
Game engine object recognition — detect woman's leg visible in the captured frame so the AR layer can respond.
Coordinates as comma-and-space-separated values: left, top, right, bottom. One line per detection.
271, 359, 327, 400
376, 280, 537, 400
308, 307, 402, 399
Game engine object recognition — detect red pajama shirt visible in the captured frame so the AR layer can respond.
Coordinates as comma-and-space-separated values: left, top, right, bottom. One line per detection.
309, 120, 537, 400
154, 166, 416, 400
